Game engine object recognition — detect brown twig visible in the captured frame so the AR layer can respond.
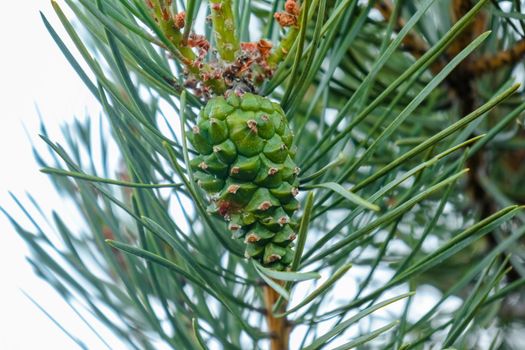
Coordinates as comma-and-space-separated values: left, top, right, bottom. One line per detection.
467, 39, 525, 76
263, 284, 291, 350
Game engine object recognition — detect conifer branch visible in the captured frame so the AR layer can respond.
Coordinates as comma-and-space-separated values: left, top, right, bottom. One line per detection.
210, 0, 239, 62
147, 0, 196, 62
268, 0, 303, 68
467, 39, 525, 75
264, 284, 291, 350
8, 0, 525, 348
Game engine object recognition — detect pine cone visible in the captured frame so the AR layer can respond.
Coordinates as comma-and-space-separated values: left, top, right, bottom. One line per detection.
189, 93, 300, 269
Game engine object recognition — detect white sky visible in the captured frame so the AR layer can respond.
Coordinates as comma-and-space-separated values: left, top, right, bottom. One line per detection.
0, 1, 109, 349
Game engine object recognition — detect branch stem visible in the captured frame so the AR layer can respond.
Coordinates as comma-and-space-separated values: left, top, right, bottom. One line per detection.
264, 284, 290, 350
150, 0, 196, 63
210, 0, 239, 62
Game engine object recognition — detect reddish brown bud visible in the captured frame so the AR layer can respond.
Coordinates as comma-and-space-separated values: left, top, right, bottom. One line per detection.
174, 11, 186, 29
274, 12, 297, 27
285, 0, 300, 16
162, 8, 171, 21
257, 39, 273, 58
241, 42, 258, 52
188, 34, 210, 52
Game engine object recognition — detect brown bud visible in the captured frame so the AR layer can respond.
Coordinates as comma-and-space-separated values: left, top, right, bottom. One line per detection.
162, 8, 170, 21
174, 12, 186, 29
241, 42, 258, 52
257, 40, 273, 58
188, 34, 210, 52
274, 12, 297, 27
285, 0, 300, 16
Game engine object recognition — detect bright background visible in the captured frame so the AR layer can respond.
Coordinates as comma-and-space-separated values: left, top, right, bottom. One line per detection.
0, 1, 105, 348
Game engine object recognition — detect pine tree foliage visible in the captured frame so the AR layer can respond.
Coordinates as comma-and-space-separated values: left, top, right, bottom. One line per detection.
4, 0, 525, 349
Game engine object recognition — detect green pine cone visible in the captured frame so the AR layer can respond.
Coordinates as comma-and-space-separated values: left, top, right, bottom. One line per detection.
188, 93, 300, 269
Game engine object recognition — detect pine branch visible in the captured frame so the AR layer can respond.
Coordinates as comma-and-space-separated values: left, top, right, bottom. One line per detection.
264, 284, 291, 350
210, 0, 239, 62
7, 0, 525, 348
467, 39, 525, 75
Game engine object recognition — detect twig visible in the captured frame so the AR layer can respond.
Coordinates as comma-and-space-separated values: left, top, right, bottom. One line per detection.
210, 0, 239, 62
268, 0, 303, 69
148, 0, 196, 62
264, 284, 291, 350
467, 39, 525, 75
